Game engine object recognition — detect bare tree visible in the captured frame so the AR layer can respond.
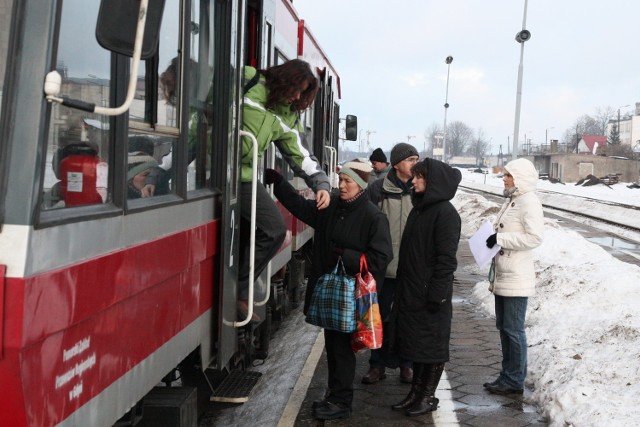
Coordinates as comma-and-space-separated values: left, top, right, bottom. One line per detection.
422, 123, 441, 157
468, 129, 491, 166
446, 121, 473, 158
594, 106, 615, 135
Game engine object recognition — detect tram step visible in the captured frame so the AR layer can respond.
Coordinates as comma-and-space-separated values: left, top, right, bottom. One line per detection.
210, 370, 262, 403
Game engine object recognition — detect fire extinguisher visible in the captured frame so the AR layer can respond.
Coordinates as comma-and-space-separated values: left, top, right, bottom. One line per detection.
59, 144, 103, 207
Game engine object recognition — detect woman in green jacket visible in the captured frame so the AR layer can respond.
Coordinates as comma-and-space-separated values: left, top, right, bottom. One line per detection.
238, 59, 331, 316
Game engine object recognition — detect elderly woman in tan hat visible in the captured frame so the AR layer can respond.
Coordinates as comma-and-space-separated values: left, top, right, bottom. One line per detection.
265, 162, 393, 421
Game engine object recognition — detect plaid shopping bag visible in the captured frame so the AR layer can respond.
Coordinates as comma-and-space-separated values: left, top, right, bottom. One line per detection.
306, 258, 356, 333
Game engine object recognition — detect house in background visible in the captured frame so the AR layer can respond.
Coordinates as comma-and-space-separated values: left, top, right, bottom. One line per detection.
578, 134, 608, 155
606, 102, 640, 148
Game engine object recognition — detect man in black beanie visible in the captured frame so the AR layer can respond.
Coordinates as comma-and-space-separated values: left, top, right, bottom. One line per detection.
390, 143, 419, 167
369, 147, 390, 182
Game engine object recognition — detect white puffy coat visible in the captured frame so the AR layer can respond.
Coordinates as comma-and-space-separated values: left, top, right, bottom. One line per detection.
491, 158, 544, 297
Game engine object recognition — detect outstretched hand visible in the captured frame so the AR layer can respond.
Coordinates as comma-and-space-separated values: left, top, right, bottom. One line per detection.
316, 189, 330, 209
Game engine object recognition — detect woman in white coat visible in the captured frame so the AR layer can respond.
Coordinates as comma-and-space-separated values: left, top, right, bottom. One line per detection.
484, 158, 544, 395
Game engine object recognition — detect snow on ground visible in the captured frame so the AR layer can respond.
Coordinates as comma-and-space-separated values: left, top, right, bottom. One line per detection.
455, 169, 640, 427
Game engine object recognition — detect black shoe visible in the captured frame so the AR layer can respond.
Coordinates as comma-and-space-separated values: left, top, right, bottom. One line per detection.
405, 396, 439, 417
391, 389, 420, 411
313, 401, 351, 420
312, 399, 329, 410
483, 378, 501, 389
485, 381, 524, 395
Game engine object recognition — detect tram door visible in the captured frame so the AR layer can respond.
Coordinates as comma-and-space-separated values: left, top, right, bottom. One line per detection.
213, 0, 245, 368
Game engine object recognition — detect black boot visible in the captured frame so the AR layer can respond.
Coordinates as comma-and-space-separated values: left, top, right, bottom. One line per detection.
391, 363, 424, 411
405, 363, 444, 417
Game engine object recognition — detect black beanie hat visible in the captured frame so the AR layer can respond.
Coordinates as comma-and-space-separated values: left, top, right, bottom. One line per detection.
390, 143, 419, 166
369, 148, 387, 163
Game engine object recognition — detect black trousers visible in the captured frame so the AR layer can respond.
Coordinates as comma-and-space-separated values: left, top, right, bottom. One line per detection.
324, 329, 356, 407
369, 278, 412, 369
238, 182, 286, 297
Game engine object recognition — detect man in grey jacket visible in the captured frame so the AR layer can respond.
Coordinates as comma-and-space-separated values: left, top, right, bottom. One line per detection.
362, 142, 419, 385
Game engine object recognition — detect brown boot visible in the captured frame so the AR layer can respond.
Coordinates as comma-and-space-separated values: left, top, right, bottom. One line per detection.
361, 367, 386, 384
391, 363, 423, 411
237, 300, 260, 322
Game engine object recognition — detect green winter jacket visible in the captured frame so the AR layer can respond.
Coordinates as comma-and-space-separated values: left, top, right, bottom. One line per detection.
241, 66, 330, 193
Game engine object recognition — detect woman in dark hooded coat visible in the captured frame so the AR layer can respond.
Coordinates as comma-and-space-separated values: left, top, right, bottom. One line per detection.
390, 158, 461, 417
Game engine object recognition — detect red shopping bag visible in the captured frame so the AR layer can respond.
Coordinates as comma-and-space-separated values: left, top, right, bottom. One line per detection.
351, 255, 383, 352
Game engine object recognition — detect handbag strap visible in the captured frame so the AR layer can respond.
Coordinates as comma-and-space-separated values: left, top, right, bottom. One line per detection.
359, 254, 369, 276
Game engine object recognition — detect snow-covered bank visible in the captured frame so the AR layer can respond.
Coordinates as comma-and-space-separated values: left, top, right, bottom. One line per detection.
453, 181, 640, 427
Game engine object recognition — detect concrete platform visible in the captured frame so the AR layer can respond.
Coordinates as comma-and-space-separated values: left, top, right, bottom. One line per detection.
290, 240, 549, 426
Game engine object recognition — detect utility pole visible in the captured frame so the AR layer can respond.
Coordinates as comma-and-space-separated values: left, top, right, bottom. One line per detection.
442, 56, 453, 162
511, 0, 531, 160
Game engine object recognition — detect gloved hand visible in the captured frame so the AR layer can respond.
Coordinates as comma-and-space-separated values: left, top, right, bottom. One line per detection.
426, 301, 441, 314
486, 233, 497, 249
264, 168, 283, 186
332, 246, 344, 262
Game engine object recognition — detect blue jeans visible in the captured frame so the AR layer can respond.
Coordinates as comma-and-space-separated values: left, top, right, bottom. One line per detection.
494, 295, 528, 389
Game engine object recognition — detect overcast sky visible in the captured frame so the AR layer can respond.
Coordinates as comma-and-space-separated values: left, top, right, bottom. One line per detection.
292, 0, 640, 155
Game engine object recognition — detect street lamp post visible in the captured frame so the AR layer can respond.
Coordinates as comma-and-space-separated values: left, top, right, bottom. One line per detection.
442, 56, 453, 163
511, 0, 531, 161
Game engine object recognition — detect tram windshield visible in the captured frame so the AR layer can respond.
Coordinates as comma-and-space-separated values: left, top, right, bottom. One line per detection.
42, 0, 112, 209
42, 0, 215, 210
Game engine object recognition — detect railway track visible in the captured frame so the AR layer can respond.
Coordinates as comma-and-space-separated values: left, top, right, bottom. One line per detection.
458, 183, 640, 266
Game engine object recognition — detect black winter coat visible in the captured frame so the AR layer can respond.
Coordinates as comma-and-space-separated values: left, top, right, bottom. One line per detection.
392, 158, 461, 363
273, 180, 393, 314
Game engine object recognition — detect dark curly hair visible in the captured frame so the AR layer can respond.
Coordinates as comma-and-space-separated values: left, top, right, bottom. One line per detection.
411, 159, 429, 180
260, 59, 319, 111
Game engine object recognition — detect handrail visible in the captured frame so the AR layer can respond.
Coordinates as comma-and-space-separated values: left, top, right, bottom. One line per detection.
255, 143, 277, 307
234, 130, 259, 327
43, 0, 148, 116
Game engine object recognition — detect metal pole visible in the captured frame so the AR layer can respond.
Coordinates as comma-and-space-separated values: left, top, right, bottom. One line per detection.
442, 56, 453, 162
616, 105, 630, 145
512, 0, 530, 161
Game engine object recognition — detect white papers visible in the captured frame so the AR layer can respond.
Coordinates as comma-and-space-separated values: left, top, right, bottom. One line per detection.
468, 221, 501, 268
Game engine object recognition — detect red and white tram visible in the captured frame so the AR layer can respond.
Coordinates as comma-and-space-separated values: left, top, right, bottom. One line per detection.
0, 0, 356, 425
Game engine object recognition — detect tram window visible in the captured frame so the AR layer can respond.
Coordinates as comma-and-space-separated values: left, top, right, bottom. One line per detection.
0, 0, 14, 119
126, 134, 174, 199
42, 0, 111, 210
130, 0, 180, 130
185, 0, 215, 191
125, 0, 180, 201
